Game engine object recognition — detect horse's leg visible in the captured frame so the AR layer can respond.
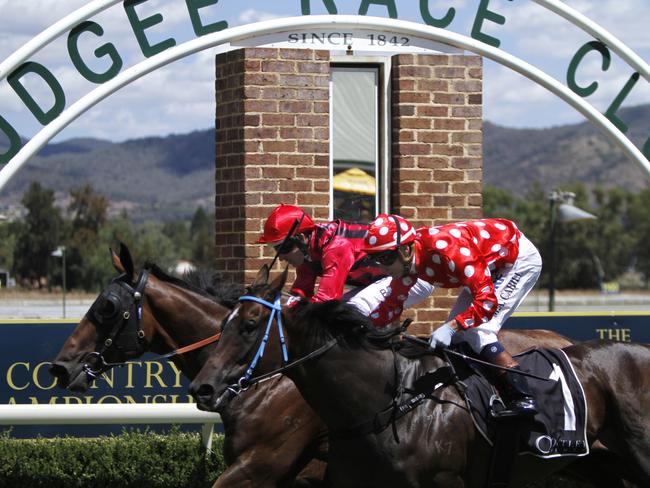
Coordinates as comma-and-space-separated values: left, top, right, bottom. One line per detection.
432, 472, 464, 488
212, 449, 319, 488
291, 458, 328, 487
211, 458, 263, 488
562, 446, 638, 488
215, 378, 328, 488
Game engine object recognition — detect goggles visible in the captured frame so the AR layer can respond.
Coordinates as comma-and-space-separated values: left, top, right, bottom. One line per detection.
370, 249, 400, 266
272, 236, 301, 255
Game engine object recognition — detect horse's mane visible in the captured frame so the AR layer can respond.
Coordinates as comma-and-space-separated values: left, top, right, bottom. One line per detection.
292, 300, 405, 351
288, 298, 436, 360
144, 262, 243, 308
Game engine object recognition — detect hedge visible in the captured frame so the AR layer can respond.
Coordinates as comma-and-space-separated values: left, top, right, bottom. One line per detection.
0, 427, 595, 488
0, 427, 226, 488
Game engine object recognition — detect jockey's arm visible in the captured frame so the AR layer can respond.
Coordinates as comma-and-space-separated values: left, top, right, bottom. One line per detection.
311, 239, 356, 302
290, 262, 318, 300
453, 259, 498, 329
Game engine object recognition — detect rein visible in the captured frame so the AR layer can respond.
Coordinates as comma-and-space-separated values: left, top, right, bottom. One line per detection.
226, 294, 338, 395
149, 331, 222, 361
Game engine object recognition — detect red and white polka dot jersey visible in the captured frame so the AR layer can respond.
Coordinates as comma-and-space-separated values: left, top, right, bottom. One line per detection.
369, 218, 521, 329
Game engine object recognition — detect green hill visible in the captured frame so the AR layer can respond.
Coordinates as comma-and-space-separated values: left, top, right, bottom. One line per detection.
2, 104, 649, 220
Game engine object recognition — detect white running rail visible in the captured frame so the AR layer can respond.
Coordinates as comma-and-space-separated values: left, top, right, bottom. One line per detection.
0, 403, 221, 451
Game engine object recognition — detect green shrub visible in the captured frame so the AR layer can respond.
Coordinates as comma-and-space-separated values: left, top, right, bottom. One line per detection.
0, 427, 225, 488
0, 427, 597, 487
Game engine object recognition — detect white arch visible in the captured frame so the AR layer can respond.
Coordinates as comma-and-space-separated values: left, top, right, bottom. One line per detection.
0, 15, 648, 191
0, 0, 122, 80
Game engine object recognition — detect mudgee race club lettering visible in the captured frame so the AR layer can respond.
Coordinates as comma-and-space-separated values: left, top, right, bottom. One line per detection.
0, 0, 647, 165
3, 359, 190, 405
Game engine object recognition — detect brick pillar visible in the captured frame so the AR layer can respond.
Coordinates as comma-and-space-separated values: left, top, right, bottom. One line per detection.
391, 53, 483, 335
214, 48, 331, 284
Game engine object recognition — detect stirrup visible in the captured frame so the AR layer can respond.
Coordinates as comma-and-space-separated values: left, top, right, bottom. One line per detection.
490, 394, 538, 418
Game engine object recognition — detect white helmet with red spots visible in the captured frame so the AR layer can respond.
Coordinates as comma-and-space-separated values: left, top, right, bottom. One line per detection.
363, 214, 416, 253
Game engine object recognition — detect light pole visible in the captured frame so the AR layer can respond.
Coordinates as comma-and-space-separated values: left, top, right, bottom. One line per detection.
51, 246, 66, 318
547, 190, 597, 311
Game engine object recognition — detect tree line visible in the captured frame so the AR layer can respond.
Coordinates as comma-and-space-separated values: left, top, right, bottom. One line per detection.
2, 180, 650, 292
0, 182, 214, 291
483, 183, 650, 290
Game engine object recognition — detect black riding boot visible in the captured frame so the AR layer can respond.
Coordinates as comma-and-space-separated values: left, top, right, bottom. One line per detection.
496, 366, 538, 417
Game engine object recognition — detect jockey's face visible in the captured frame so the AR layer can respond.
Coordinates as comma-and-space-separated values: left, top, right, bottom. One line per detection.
374, 245, 413, 279
272, 234, 308, 267
383, 257, 407, 279
278, 245, 305, 267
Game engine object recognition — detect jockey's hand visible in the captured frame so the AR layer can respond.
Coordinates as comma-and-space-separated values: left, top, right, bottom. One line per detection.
286, 294, 302, 308
429, 321, 457, 349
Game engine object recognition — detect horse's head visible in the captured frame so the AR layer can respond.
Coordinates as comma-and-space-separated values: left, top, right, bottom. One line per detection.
49, 243, 157, 391
189, 264, 289, 412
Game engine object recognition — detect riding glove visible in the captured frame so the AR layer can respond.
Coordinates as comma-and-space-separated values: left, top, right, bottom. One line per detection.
429, 323, 456, 349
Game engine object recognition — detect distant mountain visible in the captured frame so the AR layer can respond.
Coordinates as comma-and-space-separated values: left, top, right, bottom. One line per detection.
484, 104, 650, 195
2, 104, 649, 220
1, 130, 215, 221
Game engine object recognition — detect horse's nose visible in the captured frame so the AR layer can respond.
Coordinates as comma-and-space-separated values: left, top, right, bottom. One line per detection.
49, 362, 71, 387
189, 382, 215, 409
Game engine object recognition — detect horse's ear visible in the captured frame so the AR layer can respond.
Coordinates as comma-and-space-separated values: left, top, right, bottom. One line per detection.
118, 242, 135, 279
110, 247, 126, 274
269, 266, 288, 294
253, 264, 270, 287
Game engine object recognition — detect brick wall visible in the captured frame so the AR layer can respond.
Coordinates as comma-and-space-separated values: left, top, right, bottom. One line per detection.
214, 48, 331, 284
214, 49, 483, 334
390, 53, 483, 335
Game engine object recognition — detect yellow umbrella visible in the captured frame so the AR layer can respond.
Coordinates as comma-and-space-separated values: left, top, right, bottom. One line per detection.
333, 167, 376, 196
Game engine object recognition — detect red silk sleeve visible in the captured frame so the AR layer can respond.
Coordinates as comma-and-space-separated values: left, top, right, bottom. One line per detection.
311, 238, 356, 302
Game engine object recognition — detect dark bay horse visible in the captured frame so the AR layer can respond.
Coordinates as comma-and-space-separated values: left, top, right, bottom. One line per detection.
190, 265, 650, 488
49, 244, 328, 488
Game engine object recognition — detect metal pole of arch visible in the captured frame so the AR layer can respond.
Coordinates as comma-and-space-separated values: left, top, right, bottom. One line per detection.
52, 245, 66, 318
1, 16, 649, 192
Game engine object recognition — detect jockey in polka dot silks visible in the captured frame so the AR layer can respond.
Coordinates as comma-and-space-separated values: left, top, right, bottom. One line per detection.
348, 213, 542, 416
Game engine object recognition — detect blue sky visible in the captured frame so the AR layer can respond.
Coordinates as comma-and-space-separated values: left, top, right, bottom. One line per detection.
0, 0, 648, 143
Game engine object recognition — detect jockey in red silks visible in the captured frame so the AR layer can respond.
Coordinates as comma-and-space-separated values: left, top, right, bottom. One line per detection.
258, 204, 386, 303
348, 213, 542, 416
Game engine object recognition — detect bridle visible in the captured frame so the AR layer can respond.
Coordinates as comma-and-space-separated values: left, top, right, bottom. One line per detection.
82, 270, 222, 380
225, 293, 339, 396
83, 270, 150, 379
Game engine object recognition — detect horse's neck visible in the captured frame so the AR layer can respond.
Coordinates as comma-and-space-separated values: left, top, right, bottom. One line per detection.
287, 342, 409, 432
284, 317, 452, 433
147, 278, 229, 379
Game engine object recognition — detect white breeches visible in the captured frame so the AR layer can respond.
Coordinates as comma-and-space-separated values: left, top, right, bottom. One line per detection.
452, 234, 542, 353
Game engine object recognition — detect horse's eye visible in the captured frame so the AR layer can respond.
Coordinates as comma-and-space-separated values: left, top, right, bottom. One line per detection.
243, 319, 257, 332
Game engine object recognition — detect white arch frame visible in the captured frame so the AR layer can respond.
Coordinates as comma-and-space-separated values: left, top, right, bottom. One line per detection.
0, 14, 649, 191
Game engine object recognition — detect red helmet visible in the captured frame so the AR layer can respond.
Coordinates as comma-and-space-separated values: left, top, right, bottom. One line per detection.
363, 214, 416, 252
257, 204, 315, 244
